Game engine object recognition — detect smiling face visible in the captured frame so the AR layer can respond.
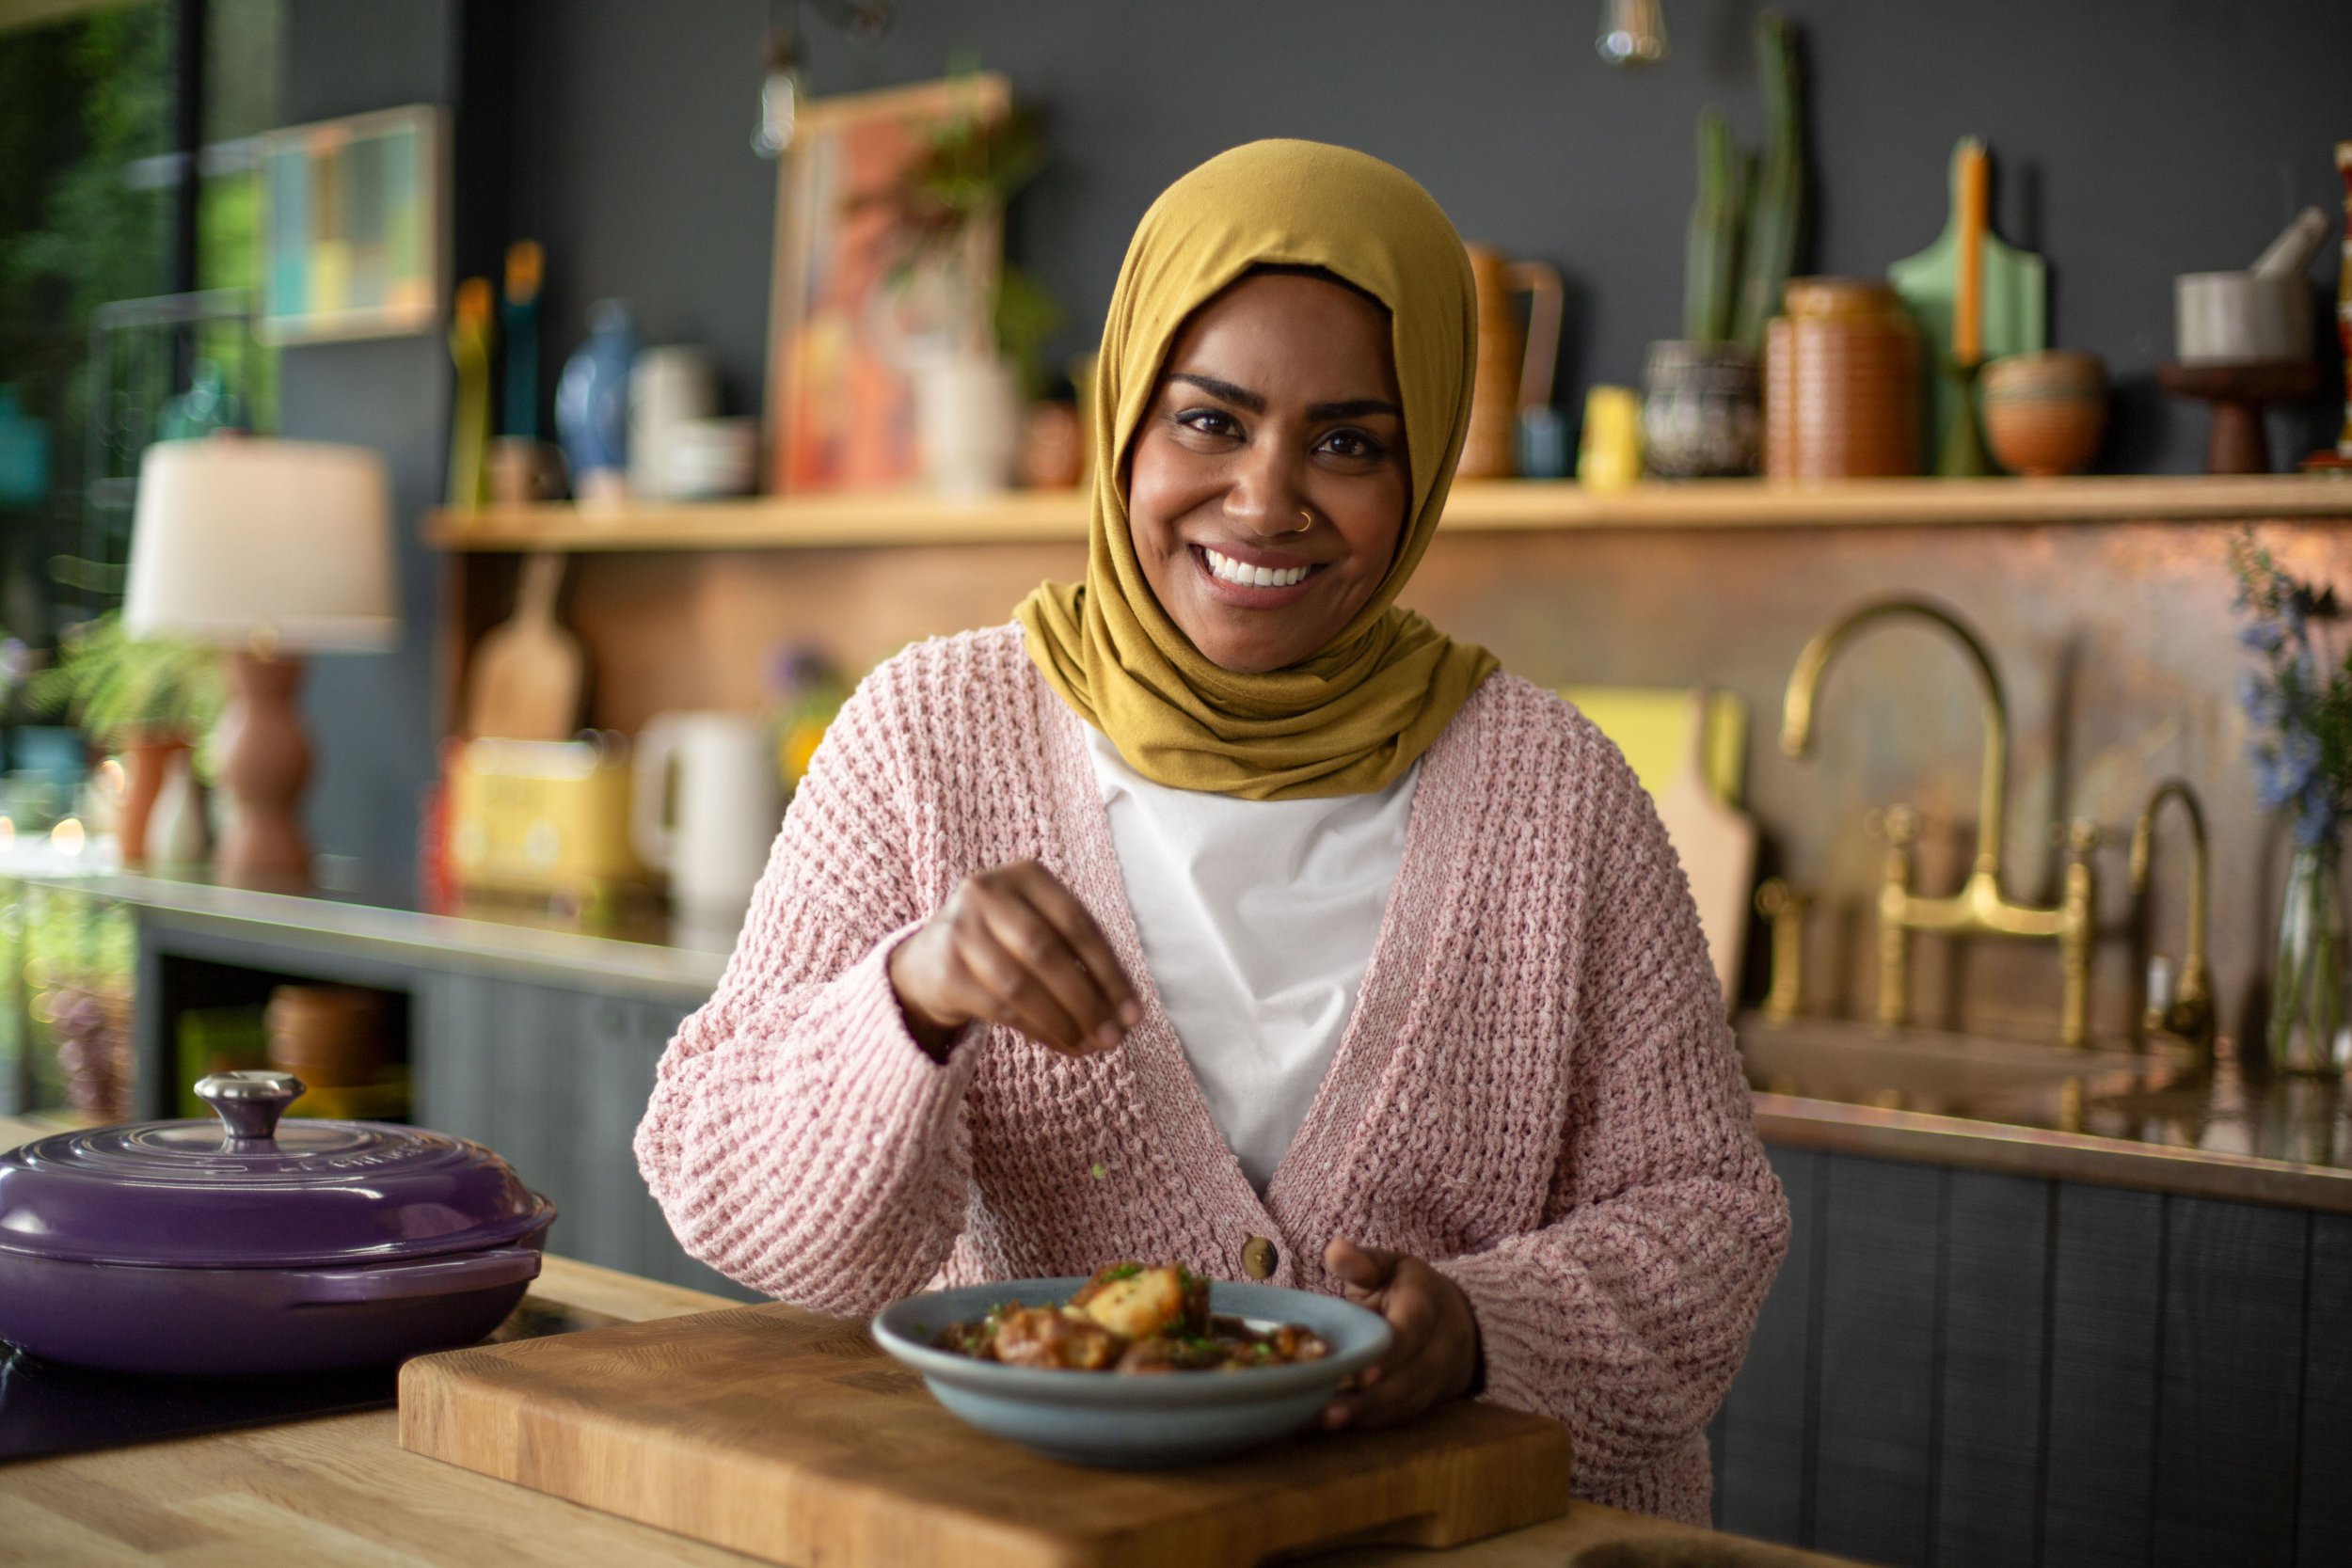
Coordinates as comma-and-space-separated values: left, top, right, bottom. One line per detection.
1124, 270, 1411, 674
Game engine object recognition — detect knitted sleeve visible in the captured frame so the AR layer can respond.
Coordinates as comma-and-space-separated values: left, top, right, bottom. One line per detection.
633, 662, 980, 1313
1433, 754, 1789, 1521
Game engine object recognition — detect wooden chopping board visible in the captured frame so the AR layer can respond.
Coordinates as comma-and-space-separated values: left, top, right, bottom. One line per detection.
464, 551, 584, 739
1651, 690, 1756, 1005
1565, 686, 1755, 1002
399, 1302, 1574, 1568
1887, 135, 2048, 463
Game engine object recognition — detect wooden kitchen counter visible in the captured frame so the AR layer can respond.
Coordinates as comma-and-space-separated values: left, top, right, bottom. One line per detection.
0, 1235, 1856, 1568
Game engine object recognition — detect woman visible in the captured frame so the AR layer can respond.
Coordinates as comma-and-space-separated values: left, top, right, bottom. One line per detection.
638, 139, 1787, 1522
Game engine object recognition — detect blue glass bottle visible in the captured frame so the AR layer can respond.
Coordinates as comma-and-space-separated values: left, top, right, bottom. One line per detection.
555, 300, 637, 499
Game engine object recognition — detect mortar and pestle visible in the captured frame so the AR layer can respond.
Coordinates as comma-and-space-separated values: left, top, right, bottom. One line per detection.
2158, 206, 2328, 472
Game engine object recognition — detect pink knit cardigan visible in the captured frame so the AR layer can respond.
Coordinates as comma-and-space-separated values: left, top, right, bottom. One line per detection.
636, 624, 1788, 1523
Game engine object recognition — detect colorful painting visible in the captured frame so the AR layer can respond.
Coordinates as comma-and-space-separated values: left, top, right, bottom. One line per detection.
767, 75, 1009, 494
257, 104, 442, 344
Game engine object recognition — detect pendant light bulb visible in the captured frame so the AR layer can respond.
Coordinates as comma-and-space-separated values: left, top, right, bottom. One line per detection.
753, 65, 800, 158
1597, 0, 1669, 67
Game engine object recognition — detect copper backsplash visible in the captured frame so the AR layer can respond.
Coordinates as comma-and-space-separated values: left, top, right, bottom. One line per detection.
521, 515, 2349, 1050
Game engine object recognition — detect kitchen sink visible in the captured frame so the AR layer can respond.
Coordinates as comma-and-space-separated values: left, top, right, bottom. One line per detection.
1736, 1012, 2198, 1126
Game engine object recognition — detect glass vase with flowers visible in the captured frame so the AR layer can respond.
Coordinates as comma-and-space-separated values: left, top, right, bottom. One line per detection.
2231, 531, 2352, 1074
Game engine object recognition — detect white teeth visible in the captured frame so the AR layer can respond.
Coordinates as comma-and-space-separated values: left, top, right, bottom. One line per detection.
1203, 547, 1311, 589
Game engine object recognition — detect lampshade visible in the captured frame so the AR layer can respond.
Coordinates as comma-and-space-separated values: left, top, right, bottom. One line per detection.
123, 437, 398, 652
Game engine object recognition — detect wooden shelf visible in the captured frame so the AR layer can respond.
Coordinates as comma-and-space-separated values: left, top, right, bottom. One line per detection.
426, 474, 2352, 552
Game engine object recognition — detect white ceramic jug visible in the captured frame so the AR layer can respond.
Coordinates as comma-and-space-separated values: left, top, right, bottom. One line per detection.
630, 712, 782, 919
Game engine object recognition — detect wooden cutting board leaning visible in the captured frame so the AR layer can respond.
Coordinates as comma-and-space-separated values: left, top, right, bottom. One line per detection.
1887, 135, 2049, 465
464, 551, 585, 740
1563, 687, 1756, 1003
398, 1302, 1575, 1568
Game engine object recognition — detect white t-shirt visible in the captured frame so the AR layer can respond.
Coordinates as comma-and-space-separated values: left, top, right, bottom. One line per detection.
1083, 727, 1418, 1193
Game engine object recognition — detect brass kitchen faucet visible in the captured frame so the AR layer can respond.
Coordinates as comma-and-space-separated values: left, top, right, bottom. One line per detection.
1781, 597, 2099, 1049
2129, 778, 2217, 1056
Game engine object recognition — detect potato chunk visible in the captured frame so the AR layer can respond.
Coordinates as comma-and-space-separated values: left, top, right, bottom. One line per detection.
1070, 1262, 1206, 1341
990, 1306, 1122, 1370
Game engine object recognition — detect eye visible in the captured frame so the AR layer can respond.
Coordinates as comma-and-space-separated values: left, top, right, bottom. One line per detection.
1319, 428, 1388, 462
1173, 406, 1242, 440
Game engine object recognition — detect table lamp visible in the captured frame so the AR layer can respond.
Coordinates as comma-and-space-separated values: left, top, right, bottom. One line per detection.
123, 437, 397, 884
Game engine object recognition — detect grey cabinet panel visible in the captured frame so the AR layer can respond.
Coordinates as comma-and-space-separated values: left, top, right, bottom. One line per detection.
416, 972, 751, 1301
576, 994, 659, 1273
418, 972, 493, 1143
2041, 1183, 2163, 1568
2153, 1198, 2310, 1568
1717, 1147, 1820, 1545
1812, 1157, 1944, 1567
1934, 1171, 2051, 1568
2302, 1213, 2352, 1564
491, 981, 587, 1218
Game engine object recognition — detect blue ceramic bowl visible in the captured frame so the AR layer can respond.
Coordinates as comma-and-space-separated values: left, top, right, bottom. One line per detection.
871, 1277, 1391, 1467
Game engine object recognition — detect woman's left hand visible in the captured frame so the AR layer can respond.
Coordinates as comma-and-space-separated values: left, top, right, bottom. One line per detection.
1319, 1238, 1482, 1431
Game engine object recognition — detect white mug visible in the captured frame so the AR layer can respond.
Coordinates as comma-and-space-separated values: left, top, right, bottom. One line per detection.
630, 711, 782, 920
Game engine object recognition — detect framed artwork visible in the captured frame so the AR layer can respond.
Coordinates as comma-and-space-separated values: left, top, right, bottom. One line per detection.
257, 104, 444, 345
766, 74, 1009, 495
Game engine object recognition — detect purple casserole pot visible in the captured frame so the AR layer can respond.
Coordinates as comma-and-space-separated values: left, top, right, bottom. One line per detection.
0, 1071, 554, 1376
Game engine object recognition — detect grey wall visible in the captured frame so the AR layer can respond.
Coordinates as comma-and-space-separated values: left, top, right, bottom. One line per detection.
507, 0, 2350, 474
279, 0, 519, 887
296, 0, 2352, 877
277, 0, 459, 888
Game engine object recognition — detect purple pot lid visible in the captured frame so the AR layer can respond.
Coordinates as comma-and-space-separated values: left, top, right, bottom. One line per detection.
0, 1071, 554, 1269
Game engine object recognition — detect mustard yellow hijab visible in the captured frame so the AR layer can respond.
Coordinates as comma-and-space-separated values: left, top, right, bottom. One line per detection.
1015, 139, 1499, 800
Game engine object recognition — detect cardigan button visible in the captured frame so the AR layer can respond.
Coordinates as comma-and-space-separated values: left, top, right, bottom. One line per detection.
1241, 1235, 1278, 1280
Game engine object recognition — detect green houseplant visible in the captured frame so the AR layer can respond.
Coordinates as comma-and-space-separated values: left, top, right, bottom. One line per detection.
28, 611, 224, 863
1644, 10, 1804, 478
872, 97, 1058, 392
851, 80, 1061, 497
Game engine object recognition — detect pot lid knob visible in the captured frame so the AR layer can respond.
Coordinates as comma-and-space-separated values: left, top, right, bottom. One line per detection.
195, 1070, 306, 1142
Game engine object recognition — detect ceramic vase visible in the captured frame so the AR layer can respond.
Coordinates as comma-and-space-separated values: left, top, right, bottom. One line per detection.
1642, 341, 1761, 478
117, 736, 189, 868
914, 353, 1020, 499
1764, 280, 1921, 479
2270, 833, 2350, 1075
1018, 401, 1084, 489
627, 345, 717, 500
555, 300, 638, 503
1981, 350, 2108, 477
1462, 247, 1565, 480
148, 748, 208, 866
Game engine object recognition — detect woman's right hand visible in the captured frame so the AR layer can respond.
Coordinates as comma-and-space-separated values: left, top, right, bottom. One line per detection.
887, 860, 1142, 1061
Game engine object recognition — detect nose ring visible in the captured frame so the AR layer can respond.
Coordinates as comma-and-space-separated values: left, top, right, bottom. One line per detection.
1289, 507, 1313, 534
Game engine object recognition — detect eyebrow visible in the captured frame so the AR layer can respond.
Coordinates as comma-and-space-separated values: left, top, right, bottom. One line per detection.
1168, 372, 1400, 423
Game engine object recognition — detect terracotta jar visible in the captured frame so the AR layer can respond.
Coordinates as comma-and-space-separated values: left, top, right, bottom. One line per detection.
1765, 278, 1921, 479
117, 735, 189, 868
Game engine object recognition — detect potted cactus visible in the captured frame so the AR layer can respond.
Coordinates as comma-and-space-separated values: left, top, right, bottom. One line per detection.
1642, 10, 1803, 478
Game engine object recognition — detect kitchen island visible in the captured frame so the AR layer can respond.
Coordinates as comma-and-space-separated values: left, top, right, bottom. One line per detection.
0, 1111, 1848, 1568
